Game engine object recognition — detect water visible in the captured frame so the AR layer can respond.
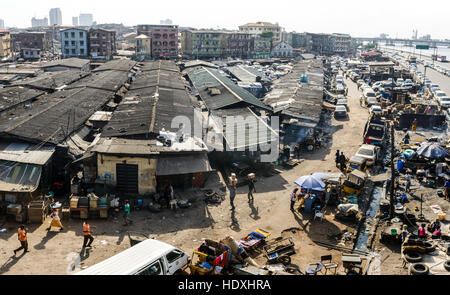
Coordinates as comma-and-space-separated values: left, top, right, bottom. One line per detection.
354, 187, 382, 252
379, 43, 450, 58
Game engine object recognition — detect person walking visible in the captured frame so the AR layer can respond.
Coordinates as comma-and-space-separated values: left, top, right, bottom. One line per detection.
228, 173, 238, 210
47, 208, 63, 231
82, 220, 95, 248
412, 118, 418, 131
14, 225, 29, 255
123, 200, 132, 226
335, 150, 340, 168
405, 172, 412, 192
290, 188, 298, 211
247, 175, 256, 202
294, 145, 300, 160
339, 152, 347, 172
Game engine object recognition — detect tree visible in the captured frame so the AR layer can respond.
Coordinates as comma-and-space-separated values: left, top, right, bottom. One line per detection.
261, 31, 275, 52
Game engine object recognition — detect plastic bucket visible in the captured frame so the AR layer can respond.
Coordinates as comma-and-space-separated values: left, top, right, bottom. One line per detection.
396, 159, 404, 172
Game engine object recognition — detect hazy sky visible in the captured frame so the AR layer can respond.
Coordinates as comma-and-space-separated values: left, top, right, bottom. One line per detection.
1, 0, 449, 39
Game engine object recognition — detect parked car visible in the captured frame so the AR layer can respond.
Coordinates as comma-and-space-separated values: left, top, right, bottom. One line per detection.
337, 98, 348, 111
438, 96, 450, 108
396, 78, 405, 86
369, 105, 383, 115
334, 105, 348, 118
434, 90, 447, 100
355, 144, 381, 166
75, 239, 190, 275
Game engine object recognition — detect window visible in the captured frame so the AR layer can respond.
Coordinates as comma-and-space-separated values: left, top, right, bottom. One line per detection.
71, 49, 76, 54
65, 32, 69, 38
71, 41, 76, 46
80, 41, 84, 46
71, 32, 75, 38
80, 49, 84, 54
79, 32, 83, 38
65, 49, 69, 54
137, 261, 162, 275
166, 250, 184, 263
65, 41, 69, 46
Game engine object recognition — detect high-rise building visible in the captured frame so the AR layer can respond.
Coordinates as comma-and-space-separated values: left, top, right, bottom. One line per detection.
49, 8, 62, 25
79, 14, 94, 26
160, 19, 173, 25
72, 17, 79, 26
32, 17, 49, 28
0, 19, 4, 30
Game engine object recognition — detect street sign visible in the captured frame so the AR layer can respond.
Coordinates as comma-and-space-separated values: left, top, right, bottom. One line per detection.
416, 45, 429, 50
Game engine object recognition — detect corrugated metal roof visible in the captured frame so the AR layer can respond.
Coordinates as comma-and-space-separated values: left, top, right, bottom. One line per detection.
12, 70, 89, 91
185, 66, 271, 111
0, 160, 42, 192
101, 61, 198, 138
0, 142, 54, 165
210, 107, 278, 150
93, 59, 137, 72
67, 70, 130, 92
41, 58, 90, 69
0, 87, 113, 145
0, 87, 44, 113
156, 153, 212, 176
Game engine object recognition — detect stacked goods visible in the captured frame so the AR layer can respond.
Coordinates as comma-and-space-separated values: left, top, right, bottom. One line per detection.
78, 196, 89, 208
98, 196, 108, 208
28, 200, 46, 223
88, 193, 98, 209
70, 196, 79, 209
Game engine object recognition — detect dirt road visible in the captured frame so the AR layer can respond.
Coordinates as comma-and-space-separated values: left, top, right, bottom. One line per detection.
0, 78, 372, 275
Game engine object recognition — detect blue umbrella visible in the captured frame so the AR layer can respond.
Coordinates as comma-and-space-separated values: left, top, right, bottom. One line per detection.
311, 172, 328, 180
417, 142, 448, 159
294, 175, 326, 191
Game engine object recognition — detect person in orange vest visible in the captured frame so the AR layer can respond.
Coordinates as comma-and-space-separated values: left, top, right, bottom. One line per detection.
14, 224, 29, 255
82, 220, 95, 248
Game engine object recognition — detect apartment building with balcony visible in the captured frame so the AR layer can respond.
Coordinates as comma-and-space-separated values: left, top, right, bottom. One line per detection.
181, 30, 226, 59
238, 21, 283, 42
137, 24, 178, 59
0, 30, 12, 59
89, 28, 116, 60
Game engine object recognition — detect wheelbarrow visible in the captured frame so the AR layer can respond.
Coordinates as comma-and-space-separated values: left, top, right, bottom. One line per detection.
263, 237, 295, 265
127, 231, 149, 247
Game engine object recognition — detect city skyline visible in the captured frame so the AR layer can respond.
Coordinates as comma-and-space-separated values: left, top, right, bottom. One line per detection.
0, 0, 449, 40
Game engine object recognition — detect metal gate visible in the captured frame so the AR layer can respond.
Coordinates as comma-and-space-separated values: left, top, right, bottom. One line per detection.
116, 164, 138, 194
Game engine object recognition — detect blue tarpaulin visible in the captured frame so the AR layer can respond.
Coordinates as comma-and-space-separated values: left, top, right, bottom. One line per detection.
417, 142, 448, 159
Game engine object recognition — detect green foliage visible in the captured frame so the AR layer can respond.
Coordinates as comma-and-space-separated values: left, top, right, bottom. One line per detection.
261, 31, 274, 39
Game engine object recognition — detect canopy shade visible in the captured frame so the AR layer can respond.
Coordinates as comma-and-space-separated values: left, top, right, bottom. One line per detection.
294, 174, 325, 191
416, 142, 448, 159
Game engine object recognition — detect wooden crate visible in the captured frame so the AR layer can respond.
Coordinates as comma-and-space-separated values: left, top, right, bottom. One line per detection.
89, 199, 98, 209
80, 209, 88, 219
70, 196, 79, 209
99, 208, 108, 219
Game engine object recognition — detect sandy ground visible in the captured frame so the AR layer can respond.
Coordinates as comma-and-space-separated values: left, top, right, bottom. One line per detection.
0, 78, 373, 275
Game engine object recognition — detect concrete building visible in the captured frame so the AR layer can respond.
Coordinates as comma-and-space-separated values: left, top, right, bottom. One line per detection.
330, 33, 351, 55
181, 30, 226, 59
89, 28, 116, 60
49, 8, 62, 26
225, 32, 254, 59
0, 30, 11, 59
135, 34, 151, 59
79, 14, 94, 27
31, 17, 49, 28
61, 28, 89, 58
137, 24, 179, 59
11, 32, 49, 60
271, 41, 293, 58
160, 19, 173, 25
291, 32, 308, 48
238, 21, 283, 42
0, 19, 4, 30
72, 17, 79, 26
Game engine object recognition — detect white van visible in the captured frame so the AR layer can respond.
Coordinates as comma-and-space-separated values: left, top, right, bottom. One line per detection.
75, 239, 189, 275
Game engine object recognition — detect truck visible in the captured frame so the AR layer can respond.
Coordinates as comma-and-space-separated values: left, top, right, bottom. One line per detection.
363, 116, 386, 147
432, 54, 447, 62
407, 55, 417, 64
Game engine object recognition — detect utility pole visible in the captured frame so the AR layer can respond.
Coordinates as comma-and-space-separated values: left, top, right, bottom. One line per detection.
389, 123, 395, 219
